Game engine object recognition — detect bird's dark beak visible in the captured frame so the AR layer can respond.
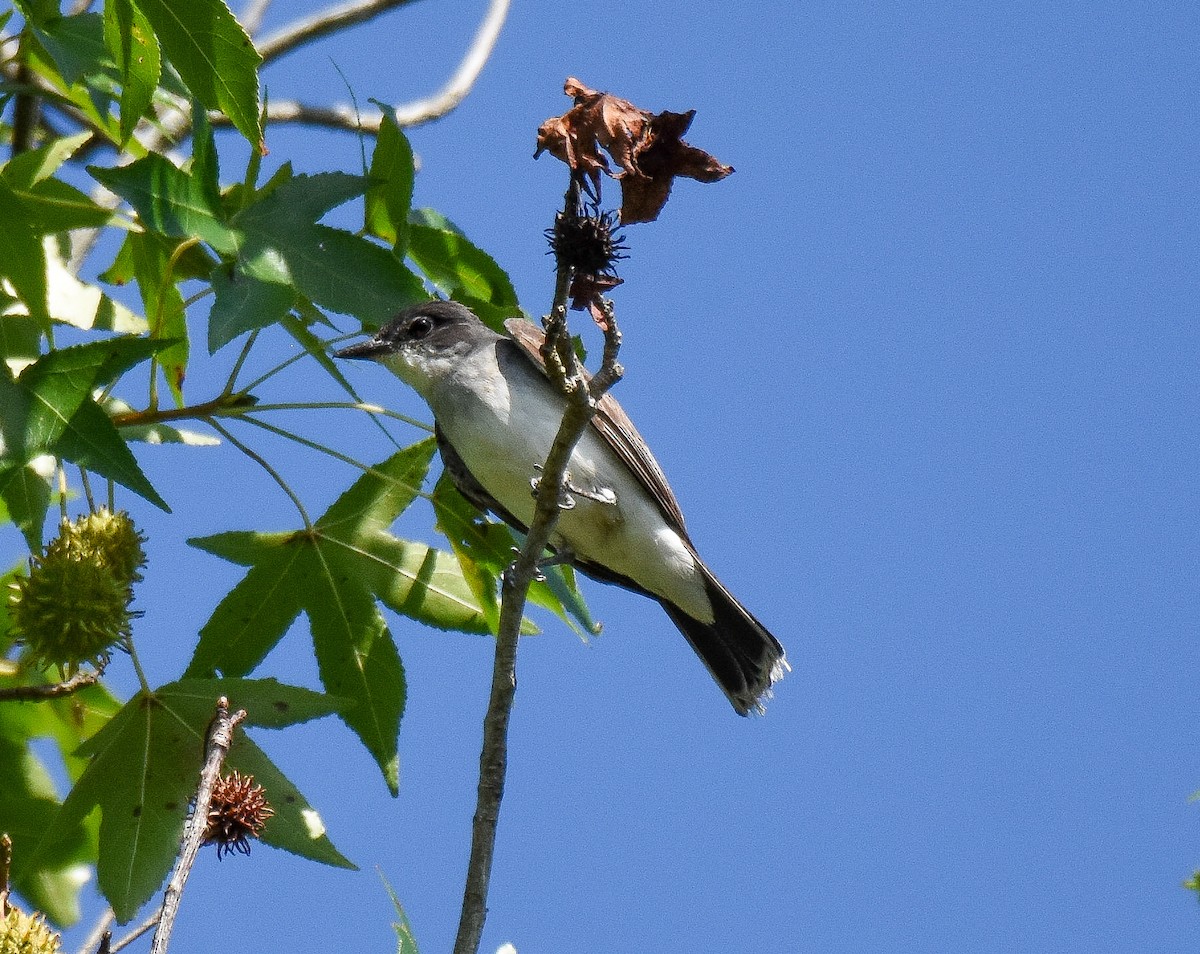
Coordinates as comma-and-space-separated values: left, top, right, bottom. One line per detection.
334, 338, 388, 361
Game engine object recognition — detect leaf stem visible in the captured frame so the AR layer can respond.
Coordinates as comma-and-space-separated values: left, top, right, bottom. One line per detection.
206, 418, 314, 531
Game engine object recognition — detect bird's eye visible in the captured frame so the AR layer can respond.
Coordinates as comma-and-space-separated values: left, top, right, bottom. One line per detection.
408, 316, 433, 340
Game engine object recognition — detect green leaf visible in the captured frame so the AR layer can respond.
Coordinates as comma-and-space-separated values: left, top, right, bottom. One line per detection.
0, 312, 40, 368
2, 131, 93, 188
33, 678, 346, 922
223, 734, 354, 868
104, 0, 162, 144
407, 216, 519, 309
0, 463, 51, 551
0, 181, 49, 327
29, 12, 108, 87
365, 111, 415, 253
186, 443, 500, 790
127, 231, 189, 404
51, 396, 171, 511
91, 155, 240, 255
10, 176, 112, 232
10, 336, 167, 459
45, 240, 147, 334
381, 872, 421, 954
307, 577, 405, 794
235, 173, 425, 326
208, 264, 296, 353
133, 0, 263, 147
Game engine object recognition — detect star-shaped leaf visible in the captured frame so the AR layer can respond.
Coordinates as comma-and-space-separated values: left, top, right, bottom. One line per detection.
27, 677, 349, 923
185, 439, 493, 794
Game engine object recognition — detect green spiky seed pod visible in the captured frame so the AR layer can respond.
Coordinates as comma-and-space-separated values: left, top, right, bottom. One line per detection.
47, 509, 146, 586
0, 905, 62, 954
7, 510, 145, 673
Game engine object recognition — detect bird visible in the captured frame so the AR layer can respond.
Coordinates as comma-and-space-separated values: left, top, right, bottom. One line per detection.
336, 300, 787, 714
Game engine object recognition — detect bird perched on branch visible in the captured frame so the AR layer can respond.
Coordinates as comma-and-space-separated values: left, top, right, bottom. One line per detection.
337, 300, 787, 714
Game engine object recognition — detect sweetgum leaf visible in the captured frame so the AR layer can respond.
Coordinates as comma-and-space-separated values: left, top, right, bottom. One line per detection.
185, 440, 493, 790
31, 677, 347, 922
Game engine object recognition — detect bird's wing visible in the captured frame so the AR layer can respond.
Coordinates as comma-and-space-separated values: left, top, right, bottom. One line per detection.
504, 317, 690, 537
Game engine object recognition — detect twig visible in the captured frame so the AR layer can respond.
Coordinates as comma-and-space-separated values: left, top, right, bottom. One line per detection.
211, 100, 372, 133
108, 910, 160, 953
1, 833, 11, 917
451, 181, 621, 954
0, 669, 100, 701
256, 0, 420, 63
218, 0, 510, 134
391, 0, 510, 128
148, 697, 246, 954
240, 0, 273, 37
75, 908, 115, 954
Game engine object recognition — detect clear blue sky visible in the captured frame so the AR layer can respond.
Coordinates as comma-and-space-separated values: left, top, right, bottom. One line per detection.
43, 0, 1200, 951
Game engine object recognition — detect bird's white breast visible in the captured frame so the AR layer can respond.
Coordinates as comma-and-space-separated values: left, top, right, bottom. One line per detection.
429, 342, 712, 622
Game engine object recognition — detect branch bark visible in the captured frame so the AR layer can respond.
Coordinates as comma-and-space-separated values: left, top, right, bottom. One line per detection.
452, 180, 622, 954
256, 0, 421, 64
148, 697, 245, 954
0, 669, 100, 701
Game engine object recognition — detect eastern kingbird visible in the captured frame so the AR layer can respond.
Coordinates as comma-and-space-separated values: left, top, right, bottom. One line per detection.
336, 300, 787, 714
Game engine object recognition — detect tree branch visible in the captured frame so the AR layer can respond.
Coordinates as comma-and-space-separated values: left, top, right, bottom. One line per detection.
256, 0, 421, 64
391, 0, 510, 128
148, 697, 245, 954
239, 0, 274, 37
0, 669, 100, 701
452, 180, 622, 954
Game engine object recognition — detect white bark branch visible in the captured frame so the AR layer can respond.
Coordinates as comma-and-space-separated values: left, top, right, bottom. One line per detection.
256, 0, 422, 64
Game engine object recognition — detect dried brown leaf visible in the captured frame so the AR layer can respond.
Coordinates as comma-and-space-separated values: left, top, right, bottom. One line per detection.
536, 78, 733, 223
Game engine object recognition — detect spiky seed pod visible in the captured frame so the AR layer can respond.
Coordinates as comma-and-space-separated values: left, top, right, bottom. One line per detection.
7, 510, 145, 673
203, 771, 275, 859
545, 207, 627, 276
0, 905, 62, 954
47, 509, 146, 586
8, 554, 132, 672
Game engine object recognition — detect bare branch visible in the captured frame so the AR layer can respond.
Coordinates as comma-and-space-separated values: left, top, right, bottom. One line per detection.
452, 180, 622, 954
240, 0, 274, 37
149, 697, 246, 954
75, 909, 115, 954
391, 0, 510, 128
109, 911, 161, 954
211, 99, 375, 134
256, 0, 420, 64
0, 669, 101, 701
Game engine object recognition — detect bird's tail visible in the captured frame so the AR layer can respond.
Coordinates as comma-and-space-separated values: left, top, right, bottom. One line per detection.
659, 564, 788, 716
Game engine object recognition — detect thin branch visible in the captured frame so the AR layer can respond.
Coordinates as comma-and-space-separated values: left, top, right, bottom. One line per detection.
149, 698, 246, 954
256, 0, 420, 64
211, 100, 374, 134
0, 669, 100, 701
391, 0, 510, 128
76, 909, 115, 954
240, 0, 274, 37
109, 910, 160, 954
452, 180, 621, 954
0, 833, 11, 917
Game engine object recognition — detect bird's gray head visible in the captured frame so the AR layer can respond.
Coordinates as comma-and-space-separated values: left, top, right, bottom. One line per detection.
335, 300, 497, 397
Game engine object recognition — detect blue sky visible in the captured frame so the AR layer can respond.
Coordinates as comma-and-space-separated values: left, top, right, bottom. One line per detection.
34, 0, 1200, 951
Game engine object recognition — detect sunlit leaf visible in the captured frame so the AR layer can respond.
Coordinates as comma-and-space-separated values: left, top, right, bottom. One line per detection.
90, 154, 240, 255
186, 442, 498, 790
134, 0, 263, 147
104, 0, 162, 144
365, 110, 415, 254
235, 173, 425, 326
30, 677, 347, 922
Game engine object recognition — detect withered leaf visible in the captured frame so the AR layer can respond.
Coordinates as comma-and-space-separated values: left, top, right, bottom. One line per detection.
535, 78, 733, 224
